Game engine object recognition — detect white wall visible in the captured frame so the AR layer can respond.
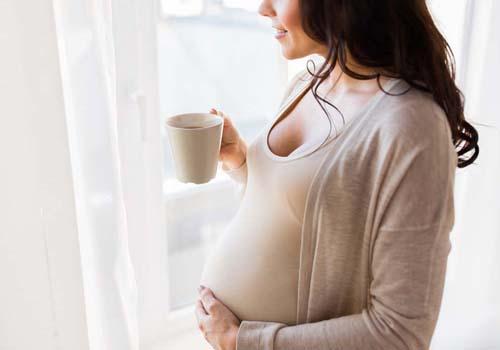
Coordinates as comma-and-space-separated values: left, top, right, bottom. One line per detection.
0, 1, 89, 349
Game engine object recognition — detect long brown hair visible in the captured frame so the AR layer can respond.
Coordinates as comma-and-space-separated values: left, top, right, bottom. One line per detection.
299, 0, 479, 168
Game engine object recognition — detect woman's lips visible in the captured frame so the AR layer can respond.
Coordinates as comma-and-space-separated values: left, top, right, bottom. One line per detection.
274, 28, 288, 40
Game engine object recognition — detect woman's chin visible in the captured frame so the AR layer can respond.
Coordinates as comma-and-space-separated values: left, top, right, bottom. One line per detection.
280, 44, 314, 60
280, 47, 300, 60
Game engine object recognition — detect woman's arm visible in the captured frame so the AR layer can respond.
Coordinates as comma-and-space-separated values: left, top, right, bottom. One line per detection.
221, 68, 309, 187
222, 138, 248, 185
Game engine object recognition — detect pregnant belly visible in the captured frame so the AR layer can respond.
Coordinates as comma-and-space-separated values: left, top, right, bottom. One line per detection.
199, 212, 301, 325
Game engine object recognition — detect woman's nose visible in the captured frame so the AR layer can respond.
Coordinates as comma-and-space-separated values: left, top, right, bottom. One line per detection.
257, 0, 275, 17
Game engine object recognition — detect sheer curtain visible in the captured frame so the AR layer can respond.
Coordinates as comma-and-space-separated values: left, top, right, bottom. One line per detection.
431, 0, 500, 348
53, 1, 139, 349
52, 0, 167, 349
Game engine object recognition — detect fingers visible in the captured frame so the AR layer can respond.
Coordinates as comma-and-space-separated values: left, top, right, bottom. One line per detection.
209, 107, 221, 117
195, 299, 209, 331
209, 107, 223, 116
196, 298, 208, 317
199, 286, 219, 314
209, 108, 232, 127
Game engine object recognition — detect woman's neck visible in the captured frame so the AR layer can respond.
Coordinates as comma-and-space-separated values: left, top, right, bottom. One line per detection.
317, 47, 388, 95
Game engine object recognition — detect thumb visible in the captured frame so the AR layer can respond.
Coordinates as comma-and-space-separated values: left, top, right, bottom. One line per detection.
209, 108, 231, 123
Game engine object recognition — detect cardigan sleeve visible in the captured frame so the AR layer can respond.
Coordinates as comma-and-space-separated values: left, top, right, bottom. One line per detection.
237, 221, 454, 349
236, 118, 457, 349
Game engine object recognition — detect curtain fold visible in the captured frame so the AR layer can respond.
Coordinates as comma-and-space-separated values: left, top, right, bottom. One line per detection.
53, 0, 140, 349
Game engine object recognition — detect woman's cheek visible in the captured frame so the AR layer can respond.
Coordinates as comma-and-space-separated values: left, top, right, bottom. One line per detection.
276, 0, 301, 31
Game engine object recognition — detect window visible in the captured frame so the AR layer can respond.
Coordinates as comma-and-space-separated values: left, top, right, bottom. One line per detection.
427, 0, 468, 84
156, 2, 305, 347
158, 0, 294, 325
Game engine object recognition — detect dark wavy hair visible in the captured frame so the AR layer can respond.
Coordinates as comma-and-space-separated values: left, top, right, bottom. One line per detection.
299, 0, 479, 168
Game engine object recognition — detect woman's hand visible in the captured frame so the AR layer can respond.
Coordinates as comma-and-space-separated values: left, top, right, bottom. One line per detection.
209, 108, 247, 171
195, 285, 241, 350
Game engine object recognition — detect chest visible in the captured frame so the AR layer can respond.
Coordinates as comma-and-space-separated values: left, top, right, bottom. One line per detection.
268, 89, 372, 158
267, 91, 326, 157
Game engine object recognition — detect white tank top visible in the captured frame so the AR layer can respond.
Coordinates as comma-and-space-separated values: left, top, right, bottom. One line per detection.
199, 102, 338, 325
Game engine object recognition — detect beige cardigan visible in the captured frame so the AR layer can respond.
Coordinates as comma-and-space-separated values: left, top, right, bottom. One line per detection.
222, 69, 457, 350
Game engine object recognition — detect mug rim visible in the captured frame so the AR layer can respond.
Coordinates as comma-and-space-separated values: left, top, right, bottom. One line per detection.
165, 112, 222, 130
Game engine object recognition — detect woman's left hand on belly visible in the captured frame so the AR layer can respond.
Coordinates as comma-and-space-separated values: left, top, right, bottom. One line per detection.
195, 285, 241, 350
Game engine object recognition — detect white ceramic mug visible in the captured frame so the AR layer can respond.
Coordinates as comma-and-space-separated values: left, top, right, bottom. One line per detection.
165, 112, 223, 184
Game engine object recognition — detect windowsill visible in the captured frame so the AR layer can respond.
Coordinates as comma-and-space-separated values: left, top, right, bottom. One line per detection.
145, 303, 210, 350
165, 304, 199, 335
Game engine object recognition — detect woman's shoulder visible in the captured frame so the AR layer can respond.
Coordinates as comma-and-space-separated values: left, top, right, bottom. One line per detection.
278, 67, 312, 108
370, 81, 453, 149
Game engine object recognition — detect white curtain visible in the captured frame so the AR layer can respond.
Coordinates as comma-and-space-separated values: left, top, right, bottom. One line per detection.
52, 0, 167, 349
52, 1, 139, 349
431, 0, 500, 348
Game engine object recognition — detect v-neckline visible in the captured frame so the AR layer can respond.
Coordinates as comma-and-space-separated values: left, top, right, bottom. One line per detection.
264, 80, 313, 161
263, 77, 401, 162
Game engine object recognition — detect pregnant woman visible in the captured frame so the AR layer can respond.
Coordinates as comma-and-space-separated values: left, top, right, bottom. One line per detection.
195, 0, 479, 349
